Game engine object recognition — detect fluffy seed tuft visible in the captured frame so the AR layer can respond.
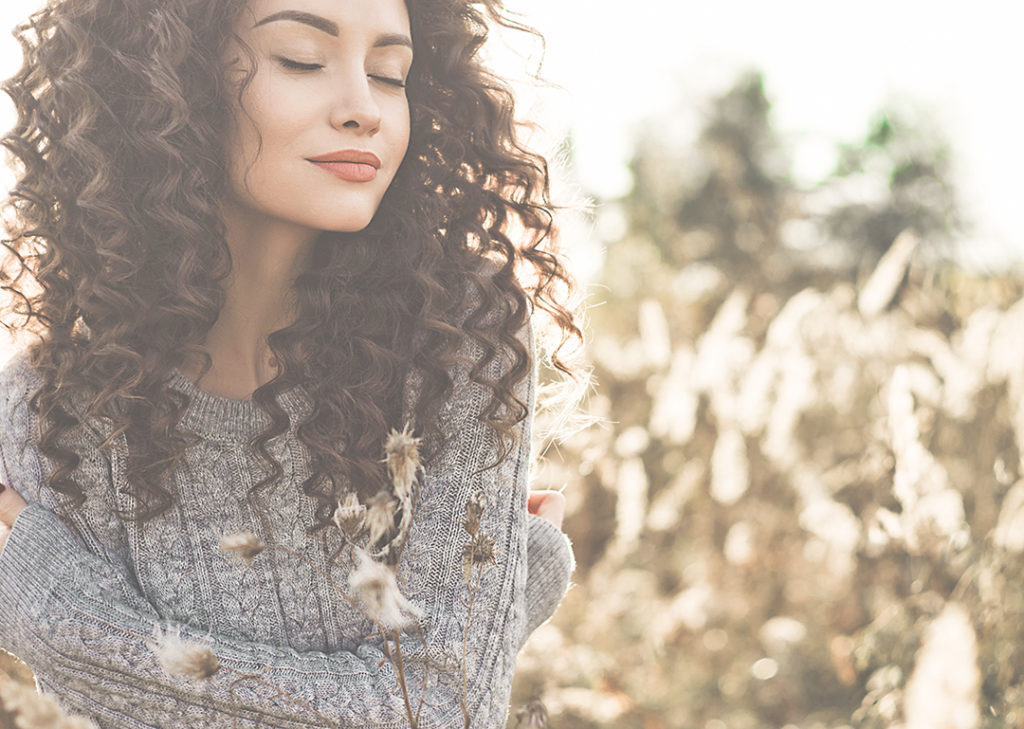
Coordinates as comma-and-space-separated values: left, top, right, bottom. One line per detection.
0, 676, 99, 729
349, 547, 425, 632
219, 531, 266, 564
149, 625, 221, 681
366, 491, 398, 545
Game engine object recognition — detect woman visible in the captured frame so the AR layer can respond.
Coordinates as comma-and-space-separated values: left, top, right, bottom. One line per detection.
0, 0, 582, 725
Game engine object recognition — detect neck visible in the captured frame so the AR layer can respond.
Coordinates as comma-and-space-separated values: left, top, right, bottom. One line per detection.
180, 201, 319, 397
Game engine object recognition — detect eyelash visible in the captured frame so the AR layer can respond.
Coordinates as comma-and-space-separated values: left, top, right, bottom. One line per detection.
274, 57, 406, 88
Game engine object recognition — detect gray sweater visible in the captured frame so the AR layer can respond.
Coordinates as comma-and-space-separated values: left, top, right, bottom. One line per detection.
0, 318, 575, 728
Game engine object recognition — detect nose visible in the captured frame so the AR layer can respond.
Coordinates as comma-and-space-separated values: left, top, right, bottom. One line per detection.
328, 72, 381, 135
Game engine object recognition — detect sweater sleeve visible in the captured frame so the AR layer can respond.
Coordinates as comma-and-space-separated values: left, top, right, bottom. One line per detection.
522, 512, 575, 640
0, 318, 575, 729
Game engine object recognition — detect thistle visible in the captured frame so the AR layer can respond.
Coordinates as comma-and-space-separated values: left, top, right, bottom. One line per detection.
384, 423, 422, 503
332, 492, 367, 536
210, 508, 429, 729
219, 531, 266, 565
462, 531, 497, 583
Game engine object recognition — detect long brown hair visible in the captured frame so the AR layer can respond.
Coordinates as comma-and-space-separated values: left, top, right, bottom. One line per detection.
0, 0, 583, 534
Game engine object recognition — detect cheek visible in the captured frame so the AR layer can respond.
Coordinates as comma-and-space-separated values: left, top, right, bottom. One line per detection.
244, 85, 296, 139
392, 103, 412, 159
228, 97, 299, 171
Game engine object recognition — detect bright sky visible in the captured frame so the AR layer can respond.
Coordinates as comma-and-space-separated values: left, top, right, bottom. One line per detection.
1, 0, 1021, 268
493, 0, 1024, 269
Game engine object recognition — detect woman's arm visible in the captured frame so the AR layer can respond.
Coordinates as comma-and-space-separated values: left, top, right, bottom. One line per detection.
0, 319, 575, 729
523, 493, 576, 640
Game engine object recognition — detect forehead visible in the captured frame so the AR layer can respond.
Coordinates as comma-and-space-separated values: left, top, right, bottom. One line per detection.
240, 0, 411, 37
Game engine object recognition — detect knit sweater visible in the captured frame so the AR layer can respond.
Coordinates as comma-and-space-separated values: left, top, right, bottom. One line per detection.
0, 317, 576, 728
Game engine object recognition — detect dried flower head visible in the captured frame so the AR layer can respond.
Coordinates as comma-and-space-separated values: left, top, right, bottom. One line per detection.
366, 491, 398, 545
219, 531, 266, 565
462, 488, 486, 536
332, 492, 367, 536
463, 531, 496, 567
384, 424, 422, 501
463, 531, 497, 583
149, 625, 221, 681
0, 677, 99, 729
514, 699, 550, 729
349, 547, 425, 632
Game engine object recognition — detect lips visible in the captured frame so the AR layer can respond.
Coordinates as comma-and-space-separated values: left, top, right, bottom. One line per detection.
306, 149, 381, 168
312, 161, 377, 183
307, 149, 382, 183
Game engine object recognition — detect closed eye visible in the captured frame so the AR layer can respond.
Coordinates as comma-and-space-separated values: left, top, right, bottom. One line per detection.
370, 75, 406, 89
274, 58, 405, 89
274, 56, 323, 72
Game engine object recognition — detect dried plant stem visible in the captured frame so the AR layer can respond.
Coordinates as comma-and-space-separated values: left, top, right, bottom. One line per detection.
459, 563, 486, 729
224, 665, 274, 729
235, 537, 435, 729
377, 625, 419, 729
221, 665, 340, 729
410, 623, 429, 728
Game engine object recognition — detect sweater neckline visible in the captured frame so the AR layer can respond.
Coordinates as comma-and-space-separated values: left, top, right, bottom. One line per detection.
167, 367, 313, 441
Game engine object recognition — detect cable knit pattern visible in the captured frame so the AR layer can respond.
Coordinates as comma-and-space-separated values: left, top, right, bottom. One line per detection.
0, 314, 576, 728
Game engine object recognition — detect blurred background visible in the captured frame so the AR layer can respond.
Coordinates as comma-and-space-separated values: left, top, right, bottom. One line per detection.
2, 1, 1023, 728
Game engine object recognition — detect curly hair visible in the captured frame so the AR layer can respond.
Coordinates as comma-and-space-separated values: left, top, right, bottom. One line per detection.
0, 0, 583, 536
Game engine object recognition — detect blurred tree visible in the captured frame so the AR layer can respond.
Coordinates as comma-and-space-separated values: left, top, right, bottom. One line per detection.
618, 70, 968, 294
624, 70, 799, 289
812, 103, 969, 267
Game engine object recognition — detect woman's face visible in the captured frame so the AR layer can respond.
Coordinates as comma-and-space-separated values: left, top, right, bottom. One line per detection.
221, 0, 413, 234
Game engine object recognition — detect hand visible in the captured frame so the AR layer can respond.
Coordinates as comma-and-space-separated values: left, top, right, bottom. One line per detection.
527, 489, 566, 530
0, 482, 28, 556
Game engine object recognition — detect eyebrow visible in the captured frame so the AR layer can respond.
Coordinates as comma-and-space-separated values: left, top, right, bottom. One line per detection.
252, 10, 413, 49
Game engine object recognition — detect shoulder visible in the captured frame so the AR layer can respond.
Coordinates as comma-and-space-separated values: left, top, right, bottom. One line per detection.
406, 257, 534, 436
0, 349, 43, 437
0, 349, 45, 499
0, 347, 42, 389
0, 349, 114, 508
435, 262, 533, 435
446, 257, 535, 410
454, 255, 534, 364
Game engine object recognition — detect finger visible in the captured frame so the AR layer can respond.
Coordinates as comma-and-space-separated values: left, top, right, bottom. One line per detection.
538, 496, 564, 522
527, 490, 561, 515
534, 492, 566, 529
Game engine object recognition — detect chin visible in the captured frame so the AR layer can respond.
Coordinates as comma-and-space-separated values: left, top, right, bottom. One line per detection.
302, 197, 386, 234
324, 221, 373, 234
313, 212, 377, 233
